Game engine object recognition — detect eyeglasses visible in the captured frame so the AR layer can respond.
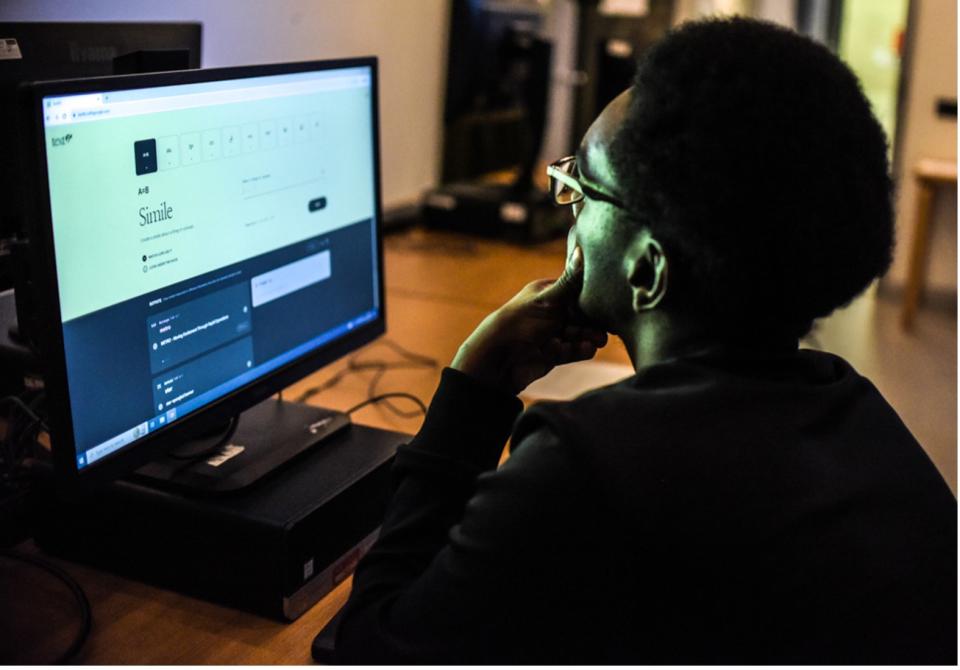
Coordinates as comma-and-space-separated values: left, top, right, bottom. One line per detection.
546, 156, 628, 211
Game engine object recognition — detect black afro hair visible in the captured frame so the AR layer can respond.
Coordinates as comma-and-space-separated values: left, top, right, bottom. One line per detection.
611, 17, 894, 339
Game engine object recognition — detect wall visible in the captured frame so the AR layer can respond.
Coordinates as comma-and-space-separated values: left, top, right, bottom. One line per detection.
672, 0, 790, 24
838, 0, 909, 153
887, 0, 957, 296
0, 0, 450, 210
540, 0, 580, 162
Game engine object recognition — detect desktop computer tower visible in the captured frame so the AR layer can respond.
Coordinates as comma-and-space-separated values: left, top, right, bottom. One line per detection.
31, 423, 406, 621
422, 182, 568, 242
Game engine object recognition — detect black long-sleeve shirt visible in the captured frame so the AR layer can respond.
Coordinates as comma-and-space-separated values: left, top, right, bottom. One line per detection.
334, 349, 957, 664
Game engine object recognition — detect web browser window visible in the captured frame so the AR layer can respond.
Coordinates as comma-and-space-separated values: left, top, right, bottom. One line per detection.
42, 66, 380, 469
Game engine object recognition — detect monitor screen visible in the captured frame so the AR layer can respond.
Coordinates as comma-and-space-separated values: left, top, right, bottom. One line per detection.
36, 62, 382, 472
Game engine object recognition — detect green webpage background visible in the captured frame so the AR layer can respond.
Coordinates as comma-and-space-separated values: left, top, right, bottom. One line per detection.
45, 84, 376, 322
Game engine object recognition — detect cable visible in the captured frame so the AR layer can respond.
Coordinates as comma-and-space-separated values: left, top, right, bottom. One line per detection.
299, 339, 437, 402
0, 395, 48, 433
343, 392, 428, 417
364, 365, 422, 418
359, 341, 435, 418
0, 393, 48, 486
364, 338, 438, 367
294, 339, 437, 420
1, 550, 92, 664
355, 342, 436, 418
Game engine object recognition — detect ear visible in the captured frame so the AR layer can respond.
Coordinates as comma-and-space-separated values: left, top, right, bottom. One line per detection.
625, 234, 668, 313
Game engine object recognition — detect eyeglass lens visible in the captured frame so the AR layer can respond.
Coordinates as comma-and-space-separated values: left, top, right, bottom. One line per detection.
551, 158, 582, 206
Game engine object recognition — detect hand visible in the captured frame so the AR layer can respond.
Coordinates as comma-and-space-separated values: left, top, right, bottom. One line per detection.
451, 246, 608, 395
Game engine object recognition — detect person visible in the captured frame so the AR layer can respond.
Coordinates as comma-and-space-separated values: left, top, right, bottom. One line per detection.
332, 17, 957, 664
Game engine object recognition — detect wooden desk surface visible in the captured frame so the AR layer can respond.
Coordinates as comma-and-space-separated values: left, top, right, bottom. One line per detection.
7, 227, 631, 664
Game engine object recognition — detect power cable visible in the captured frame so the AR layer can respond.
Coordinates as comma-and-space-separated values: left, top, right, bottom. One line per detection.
1, 550, 92, 664
294, 339, 436, 419
344, 392, 427, 417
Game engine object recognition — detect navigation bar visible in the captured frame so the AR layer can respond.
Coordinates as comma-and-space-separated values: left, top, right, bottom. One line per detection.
45, 72, 371, 127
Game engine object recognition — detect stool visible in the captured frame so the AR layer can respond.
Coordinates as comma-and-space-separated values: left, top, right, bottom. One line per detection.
900, 158, 957, 330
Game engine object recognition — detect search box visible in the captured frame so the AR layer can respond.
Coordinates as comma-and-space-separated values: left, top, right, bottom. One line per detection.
251, 251, 331, 308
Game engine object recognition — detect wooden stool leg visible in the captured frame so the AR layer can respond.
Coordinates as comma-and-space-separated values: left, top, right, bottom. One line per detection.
901, 180, 934, 330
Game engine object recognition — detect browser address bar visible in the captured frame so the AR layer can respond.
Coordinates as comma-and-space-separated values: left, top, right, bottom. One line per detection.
48, 74, 370, 126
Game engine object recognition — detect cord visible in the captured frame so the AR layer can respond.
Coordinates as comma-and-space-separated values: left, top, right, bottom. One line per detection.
364, 364, 423, 418
1, 550, 92, 664
360, 340, 435, 418
367, 338, 437, 367
0, 395, 48, 433
0, 393, 48, 487
344, 392, 427, 417
294, 339, 437, 419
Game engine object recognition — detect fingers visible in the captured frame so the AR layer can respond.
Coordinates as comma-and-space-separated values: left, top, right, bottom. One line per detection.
561, 324, 608, 348
537, 246, 583, 307
543, 333, 603, 366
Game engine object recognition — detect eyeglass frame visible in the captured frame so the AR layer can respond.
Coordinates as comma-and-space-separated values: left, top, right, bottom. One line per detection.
546, 155, 629, 211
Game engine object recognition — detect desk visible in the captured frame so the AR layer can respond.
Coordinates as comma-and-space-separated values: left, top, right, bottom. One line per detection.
7, 228, 631, 664
900, 158, 958, 330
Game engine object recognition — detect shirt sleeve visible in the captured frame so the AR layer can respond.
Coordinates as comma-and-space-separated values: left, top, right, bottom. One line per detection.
334, 368, 593, 664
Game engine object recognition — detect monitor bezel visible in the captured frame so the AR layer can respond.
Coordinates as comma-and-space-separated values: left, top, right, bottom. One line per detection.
18, 57, 386, 487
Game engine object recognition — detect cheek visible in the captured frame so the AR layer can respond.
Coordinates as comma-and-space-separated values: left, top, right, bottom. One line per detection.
571, 212, 611, 318
571, 205, 606, 270
572, 207, 634, 328
565, 224, 578, 266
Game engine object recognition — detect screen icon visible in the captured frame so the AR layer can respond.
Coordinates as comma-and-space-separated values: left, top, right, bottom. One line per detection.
134, 139, 158, 175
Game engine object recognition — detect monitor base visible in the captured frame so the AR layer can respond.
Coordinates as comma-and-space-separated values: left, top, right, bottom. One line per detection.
132, 397, 350, 494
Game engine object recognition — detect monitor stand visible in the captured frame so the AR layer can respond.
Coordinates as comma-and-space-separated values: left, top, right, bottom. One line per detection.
131, 397, 351, 494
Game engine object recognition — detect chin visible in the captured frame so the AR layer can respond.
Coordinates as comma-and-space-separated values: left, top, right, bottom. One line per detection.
576, 293, 611, 333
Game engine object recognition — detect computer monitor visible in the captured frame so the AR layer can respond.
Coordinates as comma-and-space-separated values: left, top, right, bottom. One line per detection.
17, 58, 385, 490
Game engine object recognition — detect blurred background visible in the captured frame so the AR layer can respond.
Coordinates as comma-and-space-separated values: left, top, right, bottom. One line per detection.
1, 0, 956, 491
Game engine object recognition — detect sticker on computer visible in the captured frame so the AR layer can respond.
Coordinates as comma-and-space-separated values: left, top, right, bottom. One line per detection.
206, 444, 245, 467
0, 39, 22, 60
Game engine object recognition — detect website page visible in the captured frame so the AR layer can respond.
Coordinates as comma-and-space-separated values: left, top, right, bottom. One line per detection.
42, 68, 380, 468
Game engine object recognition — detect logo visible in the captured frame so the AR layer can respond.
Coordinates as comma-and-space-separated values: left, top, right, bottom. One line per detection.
68, 41, 118, 64
51, 133, 73, 147
308, 417, 333, 435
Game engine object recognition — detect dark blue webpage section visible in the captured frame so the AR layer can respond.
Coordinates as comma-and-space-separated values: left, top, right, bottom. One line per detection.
152, 335, 254, 414
62, 218, 377, 454
147, 282, 252, 374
